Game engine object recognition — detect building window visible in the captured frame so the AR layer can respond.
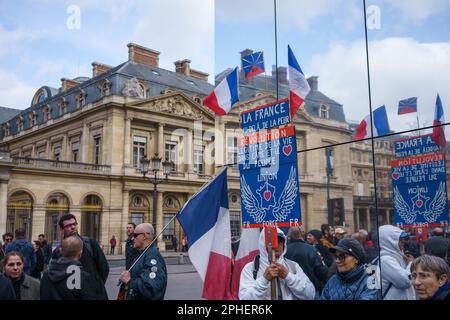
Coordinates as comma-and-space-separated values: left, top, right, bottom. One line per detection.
165, 141, 177, 171
99, 80, 111, 97
71, 142, 79, 162
133, 136, 147, 168
227, 136, 237, 165
320, 104, 329, 119
37, 147, 46, 159
194, 145, 204, 174
3, 123, 10, 137
29, 112, 37, 127
59, 99, 67, 116
16, 117, 24, 132
94, 136, 101, 165
357, 169, 362, 177
76, 90, 86, 109
42, 105, 51, 121
356, 152, 362, 162
139, 83, 147, 98
53, 146, 61, 161
230, 211, 241, 238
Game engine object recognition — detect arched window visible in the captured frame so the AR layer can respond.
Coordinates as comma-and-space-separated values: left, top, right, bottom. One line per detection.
7, 191, 33, 240
45, 192, 70, 242
129, 193, 150, 226
81, 194, 102, 241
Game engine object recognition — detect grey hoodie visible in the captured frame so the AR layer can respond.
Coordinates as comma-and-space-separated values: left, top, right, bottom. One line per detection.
379, 225, 415, 300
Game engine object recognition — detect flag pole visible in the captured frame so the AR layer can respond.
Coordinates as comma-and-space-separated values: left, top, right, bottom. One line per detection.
273, 0, 279, 100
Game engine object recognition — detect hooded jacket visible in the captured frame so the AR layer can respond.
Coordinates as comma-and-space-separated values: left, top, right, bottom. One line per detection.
379, 225, 415, 300
40, 257, 103, 300
239, 228, 315, 300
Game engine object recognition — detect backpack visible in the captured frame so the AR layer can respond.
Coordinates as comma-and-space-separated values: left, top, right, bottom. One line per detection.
364, 256, 392, 299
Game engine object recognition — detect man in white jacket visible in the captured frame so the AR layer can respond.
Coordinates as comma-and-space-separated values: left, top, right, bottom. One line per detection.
379, 225, 415, 300
239, 228, 315, 300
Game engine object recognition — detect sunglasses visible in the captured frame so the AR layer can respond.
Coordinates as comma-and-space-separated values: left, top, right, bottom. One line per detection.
334, 253, 349, 262
63, 222, 78, 229
5, 238, 13, 242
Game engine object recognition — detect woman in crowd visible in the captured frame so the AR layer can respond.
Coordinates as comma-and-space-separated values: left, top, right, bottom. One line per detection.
2, 251, 40, 300
411, 254, 450, 300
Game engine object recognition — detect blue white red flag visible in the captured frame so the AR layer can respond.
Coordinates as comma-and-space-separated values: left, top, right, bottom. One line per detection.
177, 167, 232, 300
398, 97, 417, 115
203, 67, 239, 115
230, 228, 260, 300
353, 105, 390, 140
288, 45, 310, 119
242, 51, 265, 79
432, 94, 446, 148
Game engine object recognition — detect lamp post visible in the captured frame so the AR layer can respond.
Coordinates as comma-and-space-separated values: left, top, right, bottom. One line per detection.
139, 153, 172, 247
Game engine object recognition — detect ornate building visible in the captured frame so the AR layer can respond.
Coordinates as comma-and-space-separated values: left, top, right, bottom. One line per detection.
0, 44, 380, 252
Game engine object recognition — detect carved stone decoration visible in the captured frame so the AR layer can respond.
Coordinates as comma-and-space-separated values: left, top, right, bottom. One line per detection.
147, 97, 205, 120
122, 78, 145, 98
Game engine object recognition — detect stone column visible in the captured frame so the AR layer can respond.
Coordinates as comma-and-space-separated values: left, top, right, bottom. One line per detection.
214, 118, 226, 173
366, 208, 371, 231
306, 194, 313, 231
355, 208, 360, 230
102, 121, 108, 164
62, 134, 68, 161
124, 118, 131, 165
0, 180, 8, 236
187, 130, 194, 173
81, 123, 89, 163
156, 191, 165, 251
385, 209, 390, 225
158, 124, 164, 158
46, 139, 51, 159
121, 189, 130, 254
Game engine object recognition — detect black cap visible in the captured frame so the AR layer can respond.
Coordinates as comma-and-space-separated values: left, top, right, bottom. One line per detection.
330, 238, 367, 263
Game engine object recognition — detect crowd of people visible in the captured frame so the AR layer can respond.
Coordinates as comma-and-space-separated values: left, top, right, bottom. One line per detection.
237, 224, 450, 300
1, 218, 449, 301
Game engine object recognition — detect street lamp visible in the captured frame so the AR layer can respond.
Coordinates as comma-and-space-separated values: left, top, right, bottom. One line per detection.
139, 153, 172, 246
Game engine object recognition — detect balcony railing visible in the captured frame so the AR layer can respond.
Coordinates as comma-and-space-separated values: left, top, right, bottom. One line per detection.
13, 157, 111, 174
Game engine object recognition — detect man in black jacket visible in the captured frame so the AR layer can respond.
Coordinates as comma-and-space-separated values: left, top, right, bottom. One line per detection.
125, 222, 139, 270
41, 236, 103, 300
0, 273, 16, 300
51, 214, 109, 299
285, 226, 329, 295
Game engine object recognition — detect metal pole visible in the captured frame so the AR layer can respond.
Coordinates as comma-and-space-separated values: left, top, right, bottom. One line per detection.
327, 174, 331, 225
273, 0, 279, 100
152, 170, 158, 247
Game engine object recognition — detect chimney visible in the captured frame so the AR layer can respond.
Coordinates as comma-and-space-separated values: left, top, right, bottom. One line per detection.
307, 76, 318, 91
92, 62, 112, 77
190, 69, 209, 81
278, 66, 288, 85
127, 43, 160, 67
61, 78, 79, 91
174, 59, 191, 76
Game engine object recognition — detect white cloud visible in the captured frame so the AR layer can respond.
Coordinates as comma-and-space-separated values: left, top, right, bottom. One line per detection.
0, 71, 36, 109
310, 37, 450, 135
386, 0, 450, 23
0, 26, 45, 57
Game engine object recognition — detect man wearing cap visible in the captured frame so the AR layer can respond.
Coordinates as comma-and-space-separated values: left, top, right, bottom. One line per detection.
379, 225, 415, 300
119, 223, 167, 300
239, 228, 315, 300
334, 227, 347, 245
320, 238, 378, 300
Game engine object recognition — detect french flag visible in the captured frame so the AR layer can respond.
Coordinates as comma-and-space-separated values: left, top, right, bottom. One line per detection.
203, 67, 239, 115
353, 105, 390, 140
177, 167, 232, 299
230, 228, 260, 300
288, 45, 311, 120
432, 94, 446, 148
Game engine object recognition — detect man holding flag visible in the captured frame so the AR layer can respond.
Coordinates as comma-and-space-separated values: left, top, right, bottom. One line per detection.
177, 167, 233, 300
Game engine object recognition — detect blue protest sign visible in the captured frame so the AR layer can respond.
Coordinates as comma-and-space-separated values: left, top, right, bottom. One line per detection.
238, 126, 297, 171
240, 162, 301, 227
394, 134, 440, 158
392, 135, 449, 227
241, 98, 290, 135
239, 98, 301, 228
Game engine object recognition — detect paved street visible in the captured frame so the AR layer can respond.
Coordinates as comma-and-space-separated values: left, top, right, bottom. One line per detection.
105, 257, 203, 300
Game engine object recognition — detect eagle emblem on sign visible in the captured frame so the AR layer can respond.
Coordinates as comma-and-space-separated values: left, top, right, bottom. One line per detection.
241, 166, 298, 223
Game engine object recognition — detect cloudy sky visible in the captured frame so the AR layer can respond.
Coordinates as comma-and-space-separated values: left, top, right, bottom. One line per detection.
1, 0, 449, 138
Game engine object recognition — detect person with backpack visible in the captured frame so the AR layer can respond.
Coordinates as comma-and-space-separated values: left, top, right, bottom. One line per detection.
41, 236, 104, 300
238, 228, 315, 300
51, 213, 109, 299
5, 228, 36, 275
378, 225, 415, 300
